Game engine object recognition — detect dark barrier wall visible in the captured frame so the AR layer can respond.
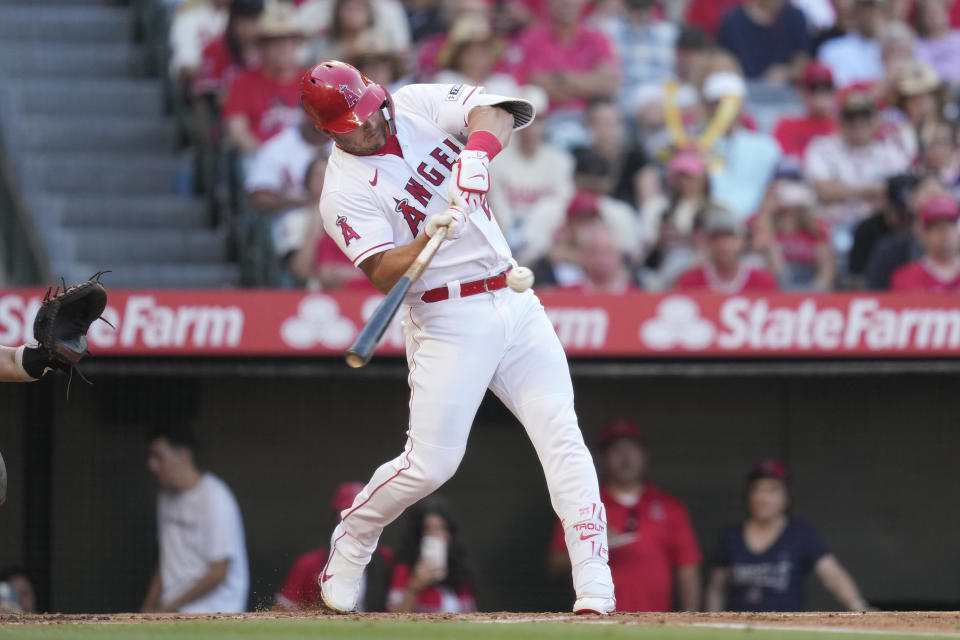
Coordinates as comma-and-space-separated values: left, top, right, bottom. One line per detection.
1, 364, 958, 613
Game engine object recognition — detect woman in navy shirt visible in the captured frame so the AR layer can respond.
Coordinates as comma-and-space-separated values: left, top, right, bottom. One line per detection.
706, 459, 870, 612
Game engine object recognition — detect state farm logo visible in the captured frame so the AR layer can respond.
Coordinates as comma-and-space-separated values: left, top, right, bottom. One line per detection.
0, 294, 242, 349
281, 295, 356, 349
640, 296, 715, 350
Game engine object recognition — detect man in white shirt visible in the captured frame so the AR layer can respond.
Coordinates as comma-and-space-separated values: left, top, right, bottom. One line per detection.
141, 427, 249, 613
168, 0, 230, 88
817, 0, 887, 88
245, 118, 330, 266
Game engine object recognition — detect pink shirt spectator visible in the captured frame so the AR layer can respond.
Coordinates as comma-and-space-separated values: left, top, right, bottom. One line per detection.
513, 23, 617, 112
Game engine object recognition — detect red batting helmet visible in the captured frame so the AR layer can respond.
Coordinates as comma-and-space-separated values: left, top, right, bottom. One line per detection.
300, 60, 392, 134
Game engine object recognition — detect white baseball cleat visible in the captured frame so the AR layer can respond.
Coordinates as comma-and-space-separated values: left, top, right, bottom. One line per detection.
319, 547, 365, 613
573, 596, 616, 615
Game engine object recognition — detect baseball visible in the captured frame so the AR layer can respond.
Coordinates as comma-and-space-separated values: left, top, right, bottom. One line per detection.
506, 267, 535, 292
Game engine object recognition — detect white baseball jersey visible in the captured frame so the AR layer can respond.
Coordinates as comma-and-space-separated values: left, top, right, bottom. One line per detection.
157, 473, 249, 613
319, 84, 534, 295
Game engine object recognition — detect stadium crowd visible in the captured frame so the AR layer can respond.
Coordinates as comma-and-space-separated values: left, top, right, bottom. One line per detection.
157, 0, 960, 294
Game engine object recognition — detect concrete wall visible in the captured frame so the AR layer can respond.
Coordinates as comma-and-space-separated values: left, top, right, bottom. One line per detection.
1, 367, 958, 613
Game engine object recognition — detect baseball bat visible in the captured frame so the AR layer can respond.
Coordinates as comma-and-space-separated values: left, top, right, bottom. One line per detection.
345, 226, 447, 368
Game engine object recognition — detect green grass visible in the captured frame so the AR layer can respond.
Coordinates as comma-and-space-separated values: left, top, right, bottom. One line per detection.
0, 620, 949, 640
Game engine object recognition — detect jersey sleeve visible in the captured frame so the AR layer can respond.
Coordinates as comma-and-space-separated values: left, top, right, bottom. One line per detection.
666, 500, 703, 568
393, 84, 536, 140
201, 481, 243, 564
320, 189, 396, 267
794, 519, 830, 570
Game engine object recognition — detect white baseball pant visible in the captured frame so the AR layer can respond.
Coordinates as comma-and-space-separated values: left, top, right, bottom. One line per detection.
327, 286, 611, 598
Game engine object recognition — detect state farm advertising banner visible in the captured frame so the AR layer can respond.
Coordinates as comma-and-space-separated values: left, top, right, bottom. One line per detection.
2, 289, 960, 358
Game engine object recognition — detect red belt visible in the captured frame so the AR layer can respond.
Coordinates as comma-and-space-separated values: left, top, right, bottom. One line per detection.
421, 270, 510, 303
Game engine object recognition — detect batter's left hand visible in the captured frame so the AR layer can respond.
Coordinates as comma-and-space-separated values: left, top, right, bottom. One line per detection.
449, 150, 490, 212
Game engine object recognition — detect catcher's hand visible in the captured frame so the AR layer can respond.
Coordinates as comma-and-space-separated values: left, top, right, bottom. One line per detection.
21, 272, 110, 383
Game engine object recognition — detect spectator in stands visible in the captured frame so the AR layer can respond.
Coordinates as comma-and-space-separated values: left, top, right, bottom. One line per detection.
639, 148, 715, 290
141, 426, 249, 613
706, 459, 871, 612
773, 61, 839, 159
571, 148, 642, 261
850, 173, 919, 285
595, 0, 678, 115
912, 0, 960, 86
818, 0, 888, 88
865, 173, 940, 289
886, 60, 943, 162
0, 568, 36, 613
245, 117, 330, 278
302, 0, 410, 64
513, 0, 620, 114
299, 0, 410, 58
685, 0, 743, 37
223, 2, 306, 154
891, 193, 960, 291
812, 0, 855, 52
751, 180, 836, 290
530, 193, 605, 288
412, 0, 494, 81
387, 497, 476, 613
487, 86, 575, 265
276, 482, 392, 610
169, 0, 230, 90
567, 224, 638, 293
290, 153, 374, 290
548, 419, 701, 612
347, 46, 406, 91
433, 13, 517, 96
675, 206, 779, 293
879, 20, 918, 91
577, 100, 648, 209
804, 89, 911, 255
699, 71, 782, 218
193, 0, 264, 99
920, 120, 960, 199
718, 0, 811, 83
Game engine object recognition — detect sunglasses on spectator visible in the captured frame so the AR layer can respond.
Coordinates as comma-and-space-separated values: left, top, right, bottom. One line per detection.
842, 109, 874, 122
804, 82, 834, 93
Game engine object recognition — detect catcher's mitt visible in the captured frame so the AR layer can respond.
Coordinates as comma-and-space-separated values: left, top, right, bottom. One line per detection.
23, 272, 110, 389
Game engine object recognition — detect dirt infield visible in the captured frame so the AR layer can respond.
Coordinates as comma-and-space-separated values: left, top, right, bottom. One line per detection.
1, 611, 958, 634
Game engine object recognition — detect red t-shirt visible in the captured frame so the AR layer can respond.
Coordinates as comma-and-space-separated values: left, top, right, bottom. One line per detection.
549, 485, 701, 613
513, 23, 617, 112
222, 67, 304, 143
685, 0, 743, 36
777, 223, 830, 267
193, 36, 238, 96
387, 563, 477, 613
891, 259, 960, 293
774, 115, 838, 158
675, 263, 779, 294
277, 546, 393, 609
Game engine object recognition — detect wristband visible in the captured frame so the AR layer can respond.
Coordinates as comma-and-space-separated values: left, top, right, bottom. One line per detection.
14, 345, 38, 381
464, 130, 502, 159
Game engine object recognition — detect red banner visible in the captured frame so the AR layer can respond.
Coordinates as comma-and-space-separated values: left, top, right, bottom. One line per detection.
2, 289, 960, 357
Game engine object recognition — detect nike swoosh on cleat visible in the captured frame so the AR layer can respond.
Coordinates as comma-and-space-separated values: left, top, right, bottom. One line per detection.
321, 571, 335, 583
369, 170, 378, 186
579, 532, 601, 541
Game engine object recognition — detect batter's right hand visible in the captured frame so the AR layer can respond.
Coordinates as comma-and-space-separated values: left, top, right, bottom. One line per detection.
425, 206, 466, 240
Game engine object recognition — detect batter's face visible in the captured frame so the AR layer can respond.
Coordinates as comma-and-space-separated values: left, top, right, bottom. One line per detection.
328, 110, 389, 155
747, 478, 789, 522
602, 438, 646, 486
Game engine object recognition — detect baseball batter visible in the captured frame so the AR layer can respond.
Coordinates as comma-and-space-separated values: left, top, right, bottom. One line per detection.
300, 61, 615, 614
